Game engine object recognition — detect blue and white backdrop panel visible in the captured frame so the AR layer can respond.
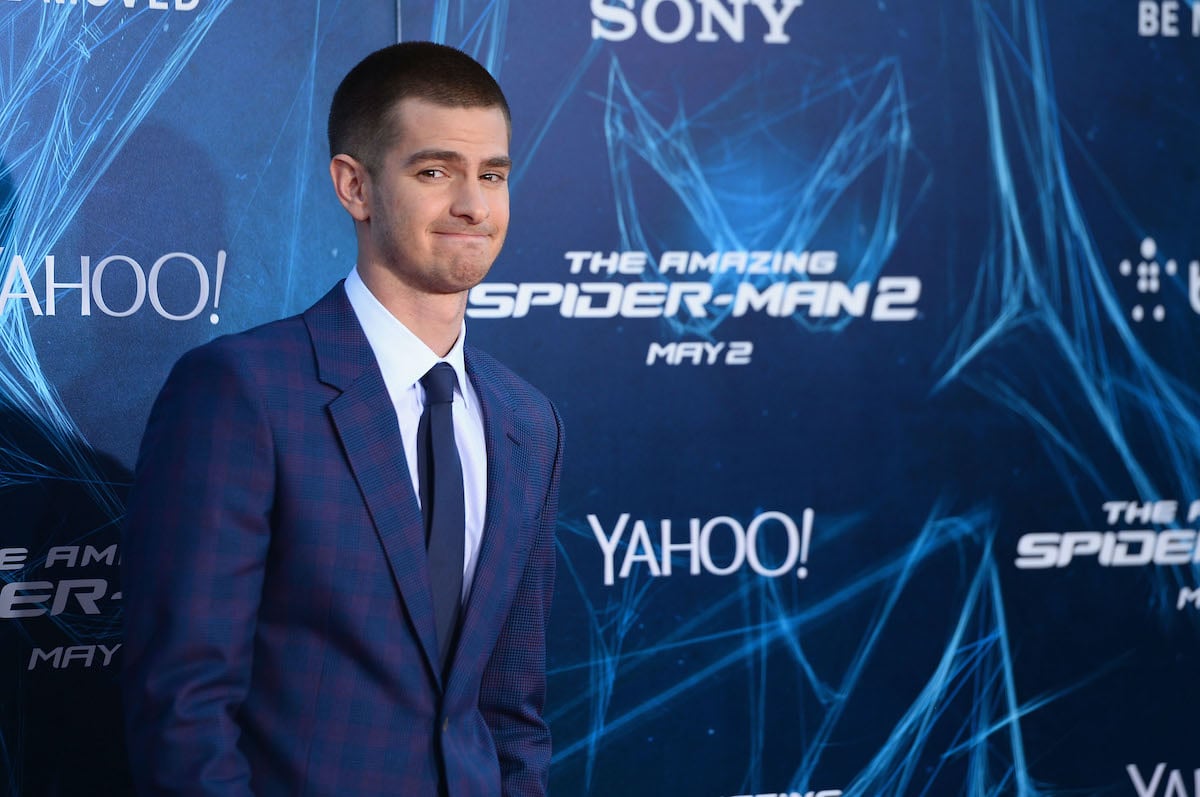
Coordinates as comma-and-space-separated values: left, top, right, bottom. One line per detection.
1, 2, 1197, 796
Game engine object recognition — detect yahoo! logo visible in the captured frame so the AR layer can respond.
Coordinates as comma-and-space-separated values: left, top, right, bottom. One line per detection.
590, 509, 815, 586
0, 249, 227, 323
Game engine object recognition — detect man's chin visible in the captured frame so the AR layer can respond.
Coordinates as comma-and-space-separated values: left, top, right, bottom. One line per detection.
433, 262, 495, 295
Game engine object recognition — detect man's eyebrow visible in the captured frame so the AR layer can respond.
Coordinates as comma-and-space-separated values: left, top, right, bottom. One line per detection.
404, 150, 512, 170
405, 149, 464, 166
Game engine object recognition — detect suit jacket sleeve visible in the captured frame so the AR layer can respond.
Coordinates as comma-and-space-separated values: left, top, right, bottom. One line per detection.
121, 341, 274, 797
478, 400, 564, 797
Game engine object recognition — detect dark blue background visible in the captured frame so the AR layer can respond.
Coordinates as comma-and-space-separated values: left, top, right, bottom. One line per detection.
1, 1, 1196, 795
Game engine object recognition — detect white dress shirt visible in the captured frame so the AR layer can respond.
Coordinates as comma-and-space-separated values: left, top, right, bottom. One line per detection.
344, 267, 488, 601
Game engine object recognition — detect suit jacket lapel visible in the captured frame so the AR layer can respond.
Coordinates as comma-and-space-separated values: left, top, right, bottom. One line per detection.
304, 284, 442, 679
451, 349, 538, 680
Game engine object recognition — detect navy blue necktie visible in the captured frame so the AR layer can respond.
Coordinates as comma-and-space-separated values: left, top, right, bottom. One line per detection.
417, 362, 465, 670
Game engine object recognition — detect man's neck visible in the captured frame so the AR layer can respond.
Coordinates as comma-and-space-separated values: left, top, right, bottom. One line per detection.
356, 266, 466, 357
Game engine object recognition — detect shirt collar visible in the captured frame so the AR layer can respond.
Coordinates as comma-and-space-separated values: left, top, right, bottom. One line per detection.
344, 267, 471, 408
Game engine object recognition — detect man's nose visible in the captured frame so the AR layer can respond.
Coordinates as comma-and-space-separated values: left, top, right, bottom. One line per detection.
450, 178, 490, 223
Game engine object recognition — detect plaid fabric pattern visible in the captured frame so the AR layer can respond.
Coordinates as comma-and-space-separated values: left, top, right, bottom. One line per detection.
122, 284, 563, 797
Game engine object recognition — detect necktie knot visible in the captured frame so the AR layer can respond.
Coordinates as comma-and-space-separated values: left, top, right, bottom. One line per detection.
421, 362, 457, 405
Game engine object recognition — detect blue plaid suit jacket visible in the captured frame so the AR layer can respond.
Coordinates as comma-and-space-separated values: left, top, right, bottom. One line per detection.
121, 283, 564, 796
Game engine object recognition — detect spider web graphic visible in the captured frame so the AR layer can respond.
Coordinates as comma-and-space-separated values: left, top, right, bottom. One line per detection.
0, 3, 232, 793
937, 1, 1200, 607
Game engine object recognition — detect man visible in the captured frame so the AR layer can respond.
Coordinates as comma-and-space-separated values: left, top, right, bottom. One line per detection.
121, 42, 564, 797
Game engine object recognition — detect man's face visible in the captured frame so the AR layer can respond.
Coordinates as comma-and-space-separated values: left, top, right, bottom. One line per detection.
363, 97, 511, 297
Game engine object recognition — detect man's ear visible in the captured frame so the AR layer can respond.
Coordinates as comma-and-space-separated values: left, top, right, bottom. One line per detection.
330, 154, 371, 222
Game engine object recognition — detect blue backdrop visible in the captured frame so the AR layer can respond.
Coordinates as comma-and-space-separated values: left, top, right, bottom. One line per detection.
2, 1, 1197, 795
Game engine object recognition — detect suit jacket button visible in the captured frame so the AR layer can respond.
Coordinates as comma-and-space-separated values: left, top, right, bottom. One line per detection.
442, 717, 450, 732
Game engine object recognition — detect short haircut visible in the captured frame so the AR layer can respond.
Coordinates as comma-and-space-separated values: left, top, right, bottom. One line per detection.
328, 41, 511, 173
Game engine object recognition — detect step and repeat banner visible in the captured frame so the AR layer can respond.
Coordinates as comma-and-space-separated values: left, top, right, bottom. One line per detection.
2, 1, 1197, 795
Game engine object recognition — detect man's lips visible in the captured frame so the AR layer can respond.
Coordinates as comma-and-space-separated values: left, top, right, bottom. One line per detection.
432, 226, 492, 236
432, 229, 494, 241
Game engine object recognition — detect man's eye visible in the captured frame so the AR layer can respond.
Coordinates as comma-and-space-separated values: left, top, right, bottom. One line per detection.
481, 172, 507, 183
419, 168, 446, 178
